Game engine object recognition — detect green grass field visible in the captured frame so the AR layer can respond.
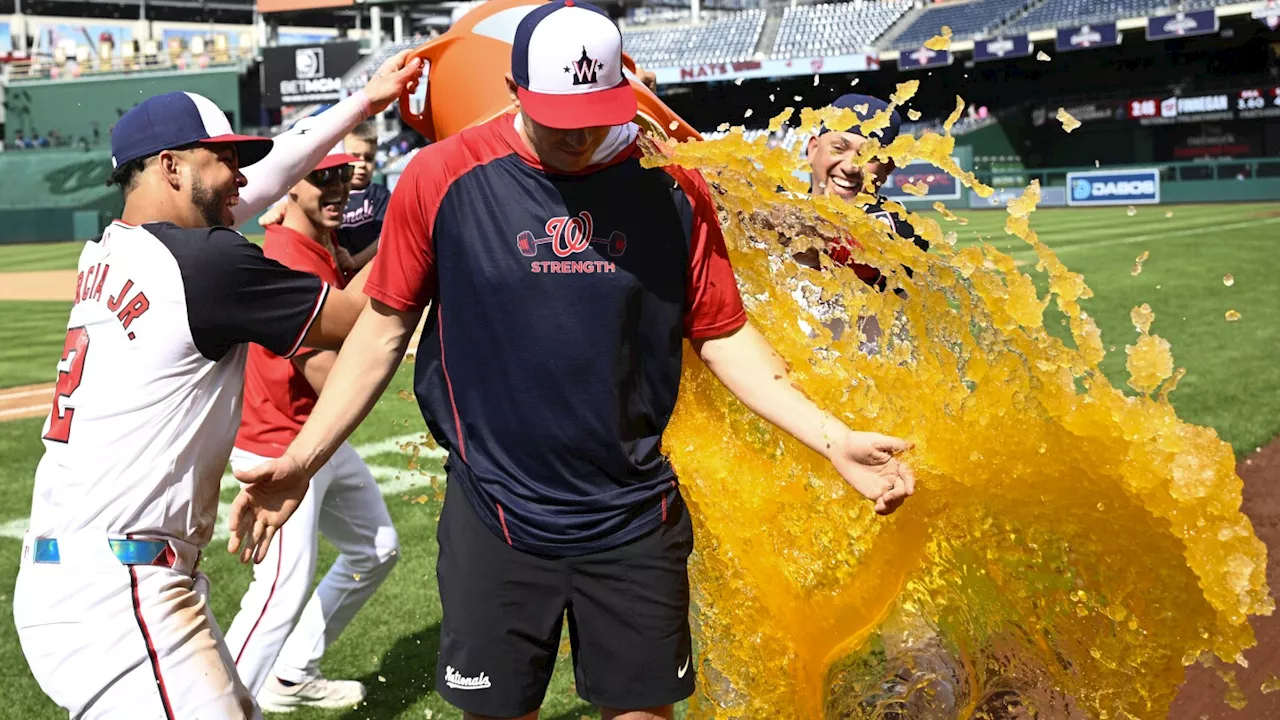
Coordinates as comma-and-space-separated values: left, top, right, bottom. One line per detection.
0, 202, 1277, 718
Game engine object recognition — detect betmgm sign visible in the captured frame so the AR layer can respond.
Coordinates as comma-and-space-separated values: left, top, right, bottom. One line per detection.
262, 41, 361, 108
1067, 168, 1161, 206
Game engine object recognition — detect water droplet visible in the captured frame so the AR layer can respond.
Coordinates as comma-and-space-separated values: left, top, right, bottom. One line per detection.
734, 77, 744, 86
1223, 273, 1234, 287
744, 109, 753, 118
1127, 206, 1137, 216
1037, 50, 1051, 61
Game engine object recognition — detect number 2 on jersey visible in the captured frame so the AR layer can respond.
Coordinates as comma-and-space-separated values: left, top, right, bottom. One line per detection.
44, 327, 90, 443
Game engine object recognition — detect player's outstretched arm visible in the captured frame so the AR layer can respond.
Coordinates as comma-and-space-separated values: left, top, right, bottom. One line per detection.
229, 299, 422, 563
296, 260, 375, 351
692, 322, 915, 515
232, 50, 423, 227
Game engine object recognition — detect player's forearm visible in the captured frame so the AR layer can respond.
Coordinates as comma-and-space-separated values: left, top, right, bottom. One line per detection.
694, 322, 849, 461
233, 90, 373, 226
345, 258, 374, 294
352, 241, 379, 270
292, 350, 337, 395
289, 301, 418, 476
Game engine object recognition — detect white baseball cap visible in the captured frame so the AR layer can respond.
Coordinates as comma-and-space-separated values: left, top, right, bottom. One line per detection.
511, 0, 637, 130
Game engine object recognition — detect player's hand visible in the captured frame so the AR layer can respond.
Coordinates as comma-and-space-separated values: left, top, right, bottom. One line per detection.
258, 198, 286, 226
636, 66, 658, 92
227, 454, 313, 564
830, 431, 915, 515
363, 50, 424, 115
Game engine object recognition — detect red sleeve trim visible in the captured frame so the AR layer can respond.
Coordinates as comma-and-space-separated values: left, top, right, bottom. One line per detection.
282, 282, 329, 359
364, 284, 419, 314
687, 310, 747, 340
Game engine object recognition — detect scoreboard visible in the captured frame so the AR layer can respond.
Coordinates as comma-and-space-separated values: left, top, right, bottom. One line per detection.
1235, 88, 1280, 110
1122, 88, 1280, 122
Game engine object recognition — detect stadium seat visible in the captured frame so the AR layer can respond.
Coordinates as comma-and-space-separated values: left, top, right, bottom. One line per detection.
772, 1, 913, 59
1005, 0, 1174, 34
620, 10, 766, 67
893, 0, 1032, 49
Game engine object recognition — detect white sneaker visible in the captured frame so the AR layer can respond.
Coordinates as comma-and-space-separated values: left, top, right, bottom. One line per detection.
256, 675, 367, 712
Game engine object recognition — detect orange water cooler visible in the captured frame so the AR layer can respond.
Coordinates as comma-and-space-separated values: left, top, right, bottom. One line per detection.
397, 0, 700, 144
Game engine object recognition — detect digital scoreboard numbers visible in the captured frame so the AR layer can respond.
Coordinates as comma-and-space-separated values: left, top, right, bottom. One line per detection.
1128, 98, 1159, 119
1237, 89, 1266, 111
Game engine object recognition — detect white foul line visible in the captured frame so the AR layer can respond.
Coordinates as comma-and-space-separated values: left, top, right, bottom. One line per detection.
0, 433, 449, 541
0, 388, 53, 401
1010, 216, 1280, 256
0, 405, 47, 418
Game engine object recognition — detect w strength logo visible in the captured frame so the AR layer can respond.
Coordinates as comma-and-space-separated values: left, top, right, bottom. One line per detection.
567, 46, 603, 85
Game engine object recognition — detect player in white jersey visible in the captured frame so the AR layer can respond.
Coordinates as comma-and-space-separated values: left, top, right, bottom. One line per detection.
12, 52, 421, 720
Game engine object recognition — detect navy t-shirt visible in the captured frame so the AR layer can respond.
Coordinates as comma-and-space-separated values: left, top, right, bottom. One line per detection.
827, 197, 928, 291
366, 114, 746, 557
339, 182, 391, 255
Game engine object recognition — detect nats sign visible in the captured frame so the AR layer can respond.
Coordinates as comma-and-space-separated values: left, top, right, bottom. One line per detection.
650, 53, 878, 86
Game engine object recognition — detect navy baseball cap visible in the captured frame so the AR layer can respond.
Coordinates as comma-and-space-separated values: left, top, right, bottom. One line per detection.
111, 92, 273, 170
512, 0, 637, 130
821, 93, 902, 144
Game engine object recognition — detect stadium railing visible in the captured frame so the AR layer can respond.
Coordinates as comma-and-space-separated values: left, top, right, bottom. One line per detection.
4, 42, 252, 84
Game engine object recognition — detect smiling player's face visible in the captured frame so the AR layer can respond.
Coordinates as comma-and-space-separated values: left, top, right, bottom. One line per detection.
180, 144, 247, 227
807, 131, 894, 201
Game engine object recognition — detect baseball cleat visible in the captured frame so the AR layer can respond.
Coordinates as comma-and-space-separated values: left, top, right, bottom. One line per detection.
257, 675, 366, 712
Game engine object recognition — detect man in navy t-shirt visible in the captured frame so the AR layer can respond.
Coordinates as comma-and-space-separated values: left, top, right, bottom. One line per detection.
229, 3, 917, 718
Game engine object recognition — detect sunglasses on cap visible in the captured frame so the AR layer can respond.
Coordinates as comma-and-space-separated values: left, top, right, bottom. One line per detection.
305, 164, 354, 187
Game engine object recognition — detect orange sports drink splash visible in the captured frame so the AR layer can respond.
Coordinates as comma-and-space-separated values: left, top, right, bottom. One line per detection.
399, 5, 1273, 718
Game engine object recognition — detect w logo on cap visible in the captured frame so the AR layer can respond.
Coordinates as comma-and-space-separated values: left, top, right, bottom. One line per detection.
568, 46, 602, 85
512, 0, 637, 130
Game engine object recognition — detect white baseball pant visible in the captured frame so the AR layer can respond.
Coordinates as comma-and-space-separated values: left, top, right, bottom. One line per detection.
14, 531, 260, 719
224, 441, 399, 693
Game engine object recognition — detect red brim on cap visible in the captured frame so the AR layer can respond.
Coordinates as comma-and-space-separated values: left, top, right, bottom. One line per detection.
200, 134, 274, 167
314, 152, 360, 170
517, 79, 638, 130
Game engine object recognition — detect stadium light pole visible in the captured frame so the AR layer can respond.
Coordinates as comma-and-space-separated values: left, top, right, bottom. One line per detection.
14, 0, 23, 53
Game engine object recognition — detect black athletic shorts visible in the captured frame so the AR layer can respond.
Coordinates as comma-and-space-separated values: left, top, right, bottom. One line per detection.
434, 479, 695, 717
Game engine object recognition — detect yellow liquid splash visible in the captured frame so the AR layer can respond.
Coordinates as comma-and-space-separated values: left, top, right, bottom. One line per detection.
637, 97, 1273, 718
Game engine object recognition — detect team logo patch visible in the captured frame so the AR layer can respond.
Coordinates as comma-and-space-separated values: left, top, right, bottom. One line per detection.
517, 212, 626, 258
445, 666, 492, 691
567, 46, 603, 85
518, 212, 627, 274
